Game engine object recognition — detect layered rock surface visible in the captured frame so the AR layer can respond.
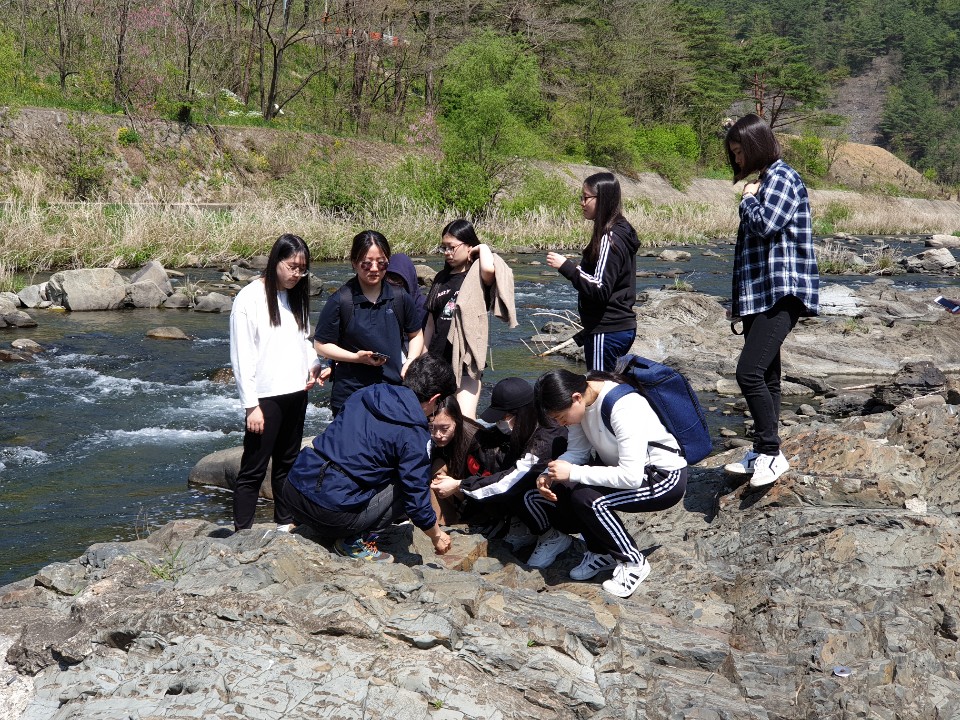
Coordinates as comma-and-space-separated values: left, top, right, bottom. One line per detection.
2, 396, 959, 719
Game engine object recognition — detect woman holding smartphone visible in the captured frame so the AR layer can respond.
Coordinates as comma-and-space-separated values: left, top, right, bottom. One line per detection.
314, 230, 424, 416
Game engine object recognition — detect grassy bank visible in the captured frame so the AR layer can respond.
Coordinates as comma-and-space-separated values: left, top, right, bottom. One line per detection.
0, 196, 739, 273
0, 189, 958, 279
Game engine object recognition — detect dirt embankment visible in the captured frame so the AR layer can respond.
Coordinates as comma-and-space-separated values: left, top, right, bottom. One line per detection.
0, 105, 953, 209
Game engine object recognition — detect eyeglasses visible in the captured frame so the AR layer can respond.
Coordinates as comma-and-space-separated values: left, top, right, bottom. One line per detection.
438, 241, 464, 255
580, 193, 597, 203
358, 259, 389, 271
280, 260, 309, 276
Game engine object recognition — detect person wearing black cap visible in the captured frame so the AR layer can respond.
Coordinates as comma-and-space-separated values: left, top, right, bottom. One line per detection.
431, 377, 567, 537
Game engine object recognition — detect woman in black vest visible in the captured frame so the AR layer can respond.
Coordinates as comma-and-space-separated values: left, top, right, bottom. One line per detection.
313, 230, 424, 416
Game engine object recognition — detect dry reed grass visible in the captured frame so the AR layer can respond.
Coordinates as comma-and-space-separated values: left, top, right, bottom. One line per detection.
1, 187, 957, 272
812, 192, 960, 235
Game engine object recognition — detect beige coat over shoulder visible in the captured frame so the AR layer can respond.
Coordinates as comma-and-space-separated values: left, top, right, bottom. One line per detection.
447, 253, 517, 384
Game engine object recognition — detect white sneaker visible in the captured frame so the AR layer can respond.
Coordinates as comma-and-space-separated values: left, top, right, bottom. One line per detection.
724, 449, 760, 475
749, 452, 789, 487
569, 552, 617, 581
602, 557, 651, 598
527, 528, 573, 568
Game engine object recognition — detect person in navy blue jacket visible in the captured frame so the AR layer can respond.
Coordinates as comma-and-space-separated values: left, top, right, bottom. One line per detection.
282, 353, 457, 562
723, 114, 819, 488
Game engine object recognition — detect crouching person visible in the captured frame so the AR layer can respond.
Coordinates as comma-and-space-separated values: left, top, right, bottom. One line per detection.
282, 353, 456, 562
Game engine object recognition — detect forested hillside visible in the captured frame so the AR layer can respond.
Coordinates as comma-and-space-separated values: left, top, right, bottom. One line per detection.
0, 0, 958, 204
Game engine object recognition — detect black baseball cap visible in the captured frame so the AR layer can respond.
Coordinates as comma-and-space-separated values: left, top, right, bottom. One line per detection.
479, 377, 534, 423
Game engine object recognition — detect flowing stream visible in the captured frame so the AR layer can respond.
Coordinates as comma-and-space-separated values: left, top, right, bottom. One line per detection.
1, 237, 956, 585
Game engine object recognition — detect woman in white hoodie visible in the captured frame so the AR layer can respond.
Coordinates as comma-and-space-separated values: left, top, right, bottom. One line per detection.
229, 233, 323, 532
527, 367, 687, 598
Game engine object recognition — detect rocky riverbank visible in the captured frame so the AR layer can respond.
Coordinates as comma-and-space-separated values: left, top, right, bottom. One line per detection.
3, 274, 960, 718
2, 382, 959, 719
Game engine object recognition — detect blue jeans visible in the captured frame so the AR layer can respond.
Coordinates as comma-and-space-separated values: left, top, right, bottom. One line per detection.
736, 296, 804, 455
584, 329, 636, 372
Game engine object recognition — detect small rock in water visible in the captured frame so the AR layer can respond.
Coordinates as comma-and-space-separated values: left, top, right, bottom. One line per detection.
146, 326, 193, 341
11, 338, 43, 353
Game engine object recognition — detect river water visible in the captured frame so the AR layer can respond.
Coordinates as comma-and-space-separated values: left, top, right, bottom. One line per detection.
1, 237, 956, 585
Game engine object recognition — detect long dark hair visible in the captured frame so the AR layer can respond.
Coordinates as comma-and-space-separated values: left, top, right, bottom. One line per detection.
509, 401, 539, 459
429, 217, 481, 302
431, 395, 474, 478
534, 369, 588, 426
534, 367, 628, 426
725, 114, 781, 182
583, 172, 624, 266
265, 233, 310, 331
350, 229, 391, 265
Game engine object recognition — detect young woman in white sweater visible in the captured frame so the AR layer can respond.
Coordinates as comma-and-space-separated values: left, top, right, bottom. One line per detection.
229, 233, 323, 532
527, 368, 687, 598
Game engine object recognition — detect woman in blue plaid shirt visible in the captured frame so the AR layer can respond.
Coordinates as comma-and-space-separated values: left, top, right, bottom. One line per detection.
722, 114, 819, 488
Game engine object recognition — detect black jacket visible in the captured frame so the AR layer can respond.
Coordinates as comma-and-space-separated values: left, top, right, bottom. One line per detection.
558, 217, 639, 342
460, 423, 568, 502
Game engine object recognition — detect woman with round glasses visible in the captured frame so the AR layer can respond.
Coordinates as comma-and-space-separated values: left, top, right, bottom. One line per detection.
423, 218, 498, 418
314, 230, 424, 416
546, 172, 639, 371
229, 233, 324, 532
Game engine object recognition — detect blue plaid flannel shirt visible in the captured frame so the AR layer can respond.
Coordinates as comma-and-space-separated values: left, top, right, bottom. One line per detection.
732, 159, 819, 318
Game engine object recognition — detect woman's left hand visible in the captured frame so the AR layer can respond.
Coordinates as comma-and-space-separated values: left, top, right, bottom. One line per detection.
545, 252, 566, 270
742, 181, 760, 198
536, 473, 557, 501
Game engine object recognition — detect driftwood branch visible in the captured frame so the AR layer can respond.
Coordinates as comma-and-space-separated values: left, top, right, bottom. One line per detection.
538, 337, 576, 357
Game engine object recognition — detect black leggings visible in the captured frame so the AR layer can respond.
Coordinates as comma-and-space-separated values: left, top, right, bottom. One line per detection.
233, 390, 308, 530
736, 296, 804, 455
523, 467, 687, 563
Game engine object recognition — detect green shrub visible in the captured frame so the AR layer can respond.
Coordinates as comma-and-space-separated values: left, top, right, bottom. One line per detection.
498, 170, 575, 216
784, 134, 829, 180
633, 124, 700, 190
634, 125, 700, 162
387, 157, 494, 216
117, 127, 140, 147
65, 116, 108, 200
813, 201, 852, 235
274, 154, 381, 214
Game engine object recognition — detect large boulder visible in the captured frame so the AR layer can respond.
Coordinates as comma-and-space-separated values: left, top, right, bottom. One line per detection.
902, 247, 958, 273
47, 269, 127, 311
125, 280, 168, 308
16, 284, 45, 309
128, 260, 173, 296
926, 234, 960, 249
163, 292, 192, 309
193, 292, 233, 313
145, 326, 192, 341
188, 438, 315, 498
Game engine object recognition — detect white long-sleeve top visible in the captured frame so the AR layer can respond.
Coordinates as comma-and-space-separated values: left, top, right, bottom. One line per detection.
560, 380, 686, 489
229, 279, 318, 409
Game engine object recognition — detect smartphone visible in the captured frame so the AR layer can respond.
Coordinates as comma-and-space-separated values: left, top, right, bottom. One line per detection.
935, 296, 960, 314
371, 352, 389, 362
